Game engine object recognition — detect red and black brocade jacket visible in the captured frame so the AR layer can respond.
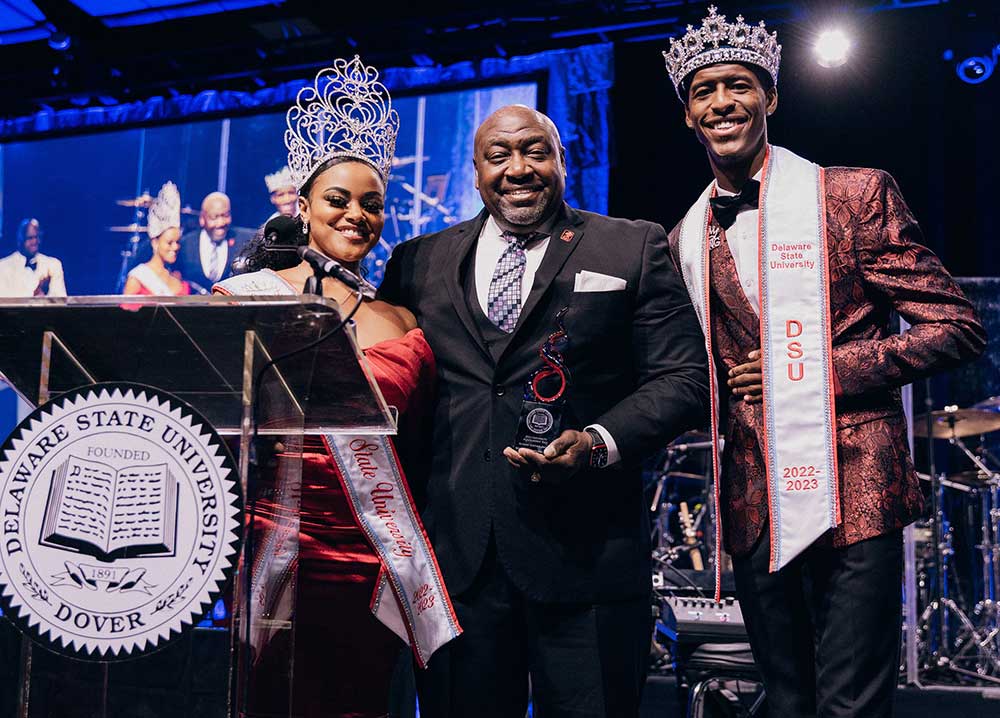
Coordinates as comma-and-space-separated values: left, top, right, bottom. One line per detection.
668, 167, 986, 557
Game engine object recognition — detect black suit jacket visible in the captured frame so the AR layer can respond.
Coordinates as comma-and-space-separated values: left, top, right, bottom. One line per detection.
379, 205, 709, 602
177, 228, 251, 292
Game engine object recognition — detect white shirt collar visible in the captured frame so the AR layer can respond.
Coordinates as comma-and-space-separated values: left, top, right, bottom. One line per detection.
715, 168, 763, 198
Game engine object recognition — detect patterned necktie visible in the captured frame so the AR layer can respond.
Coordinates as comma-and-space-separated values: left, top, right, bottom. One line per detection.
209, 242, 222, 281
487, 231, 537, 333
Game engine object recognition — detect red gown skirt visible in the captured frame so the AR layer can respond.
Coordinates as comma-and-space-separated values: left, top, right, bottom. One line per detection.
246, 329, 435, 718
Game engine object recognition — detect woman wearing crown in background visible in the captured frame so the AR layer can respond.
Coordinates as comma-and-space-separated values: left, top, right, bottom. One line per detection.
123, 181, 192, 296
215, 56, 460, 718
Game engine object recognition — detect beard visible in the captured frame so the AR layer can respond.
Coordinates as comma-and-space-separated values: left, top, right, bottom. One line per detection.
495, 188, 554, 227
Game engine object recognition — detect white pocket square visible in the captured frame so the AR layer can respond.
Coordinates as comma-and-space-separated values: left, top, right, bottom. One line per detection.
574, 270, 627, 293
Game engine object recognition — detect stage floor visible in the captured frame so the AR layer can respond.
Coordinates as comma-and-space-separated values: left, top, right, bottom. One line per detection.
640, 675, 1000, 718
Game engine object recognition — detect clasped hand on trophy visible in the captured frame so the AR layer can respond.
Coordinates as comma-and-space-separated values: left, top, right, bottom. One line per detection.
502, 429, 593, 485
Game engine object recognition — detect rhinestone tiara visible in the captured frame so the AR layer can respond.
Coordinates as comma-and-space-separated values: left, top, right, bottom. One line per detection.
264, 166, 294, 193
147, 181, 181, 239
285, 56, 400, 190
663, 5, 781, 100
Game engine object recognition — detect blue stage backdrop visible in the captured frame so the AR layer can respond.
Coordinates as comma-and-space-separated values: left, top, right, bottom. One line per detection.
0, 42, 613, 440
0, 43, 612, 294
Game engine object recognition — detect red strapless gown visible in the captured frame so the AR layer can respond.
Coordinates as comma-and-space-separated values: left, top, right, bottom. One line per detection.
249, 329, 435, 718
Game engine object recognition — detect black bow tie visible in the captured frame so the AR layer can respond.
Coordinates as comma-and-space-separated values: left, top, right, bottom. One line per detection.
709, 179, 761, 230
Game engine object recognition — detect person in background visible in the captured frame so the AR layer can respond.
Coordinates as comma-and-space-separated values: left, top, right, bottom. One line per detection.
177, 191, 249, 289
0, 218, 67, 297
123, 181, 190, 296
265, 165, 298, 221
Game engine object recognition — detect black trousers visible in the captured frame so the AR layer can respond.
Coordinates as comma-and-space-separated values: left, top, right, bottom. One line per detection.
416, 537, 652, 718
731, 527, 903, 718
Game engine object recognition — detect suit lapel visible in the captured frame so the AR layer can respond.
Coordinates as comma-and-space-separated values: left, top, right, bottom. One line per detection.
502, 205, 586, 354
442, 210, 494, 364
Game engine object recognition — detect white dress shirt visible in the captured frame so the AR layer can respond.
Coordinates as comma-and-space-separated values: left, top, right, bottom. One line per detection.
473, 215, 621, 466
716, 169, 764, 314
0, 251, 67, 297
198, 230, 229, 282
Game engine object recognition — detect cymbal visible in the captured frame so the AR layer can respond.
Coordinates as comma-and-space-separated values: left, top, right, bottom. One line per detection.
108, 224, 147, 233
973, 396, 1000, 412
946, 470, 999, 485
116, 193, 153, 207
181, 206, 197, 216
670, 430, 710, 444
913, 408, 1000, 438
391, 154, 429, 167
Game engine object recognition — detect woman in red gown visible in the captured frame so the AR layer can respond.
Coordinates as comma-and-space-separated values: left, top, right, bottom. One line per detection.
214, 58, 455, 718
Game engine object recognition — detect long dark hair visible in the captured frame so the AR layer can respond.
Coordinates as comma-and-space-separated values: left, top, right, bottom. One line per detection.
233, 156, 383, 274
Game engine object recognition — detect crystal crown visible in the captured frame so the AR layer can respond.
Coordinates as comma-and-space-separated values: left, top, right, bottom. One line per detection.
285, 56, 399, 189
146, 181, 181, 239
663, 5, 781, 100
264, 166, 294, 193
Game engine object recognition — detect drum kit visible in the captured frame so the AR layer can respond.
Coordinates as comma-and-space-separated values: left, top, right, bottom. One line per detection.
911, 397, 1000, 685
648, 396, 1000, 687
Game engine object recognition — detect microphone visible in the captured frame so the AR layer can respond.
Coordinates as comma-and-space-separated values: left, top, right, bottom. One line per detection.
263, 215, 299, 245
296, 246, 376, 300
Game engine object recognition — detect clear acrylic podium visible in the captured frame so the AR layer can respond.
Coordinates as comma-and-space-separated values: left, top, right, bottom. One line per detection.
0, 295, 395, 718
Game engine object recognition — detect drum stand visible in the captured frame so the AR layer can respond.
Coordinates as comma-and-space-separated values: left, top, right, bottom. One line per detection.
113, 205, 145, 293
919, 403, 1000, 685
648, 443, 711, 571
944, 432, 1000, 681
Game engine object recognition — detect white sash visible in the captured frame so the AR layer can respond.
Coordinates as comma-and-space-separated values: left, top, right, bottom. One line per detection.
219, 269, 461, 664
212, 269, 297, 296
678, 146, 839, 585
128, 263, 175, 295
327, 434, 461, 667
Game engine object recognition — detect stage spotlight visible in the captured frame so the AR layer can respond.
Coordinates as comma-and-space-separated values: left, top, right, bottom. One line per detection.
957, 56, 994, 84
48, 30, 71, 52
814, 29, 851, 68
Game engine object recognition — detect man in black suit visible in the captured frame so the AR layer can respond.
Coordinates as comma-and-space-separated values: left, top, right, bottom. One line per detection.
379, 105, 708, 717
177, 191, 249, 292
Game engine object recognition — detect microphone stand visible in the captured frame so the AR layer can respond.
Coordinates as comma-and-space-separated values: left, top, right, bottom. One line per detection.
303, 272, 323, 297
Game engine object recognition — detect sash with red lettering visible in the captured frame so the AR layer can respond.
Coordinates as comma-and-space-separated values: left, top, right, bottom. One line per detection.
678, 145, 839, 588
326, 434, 461, 668
215, 270, 461, 663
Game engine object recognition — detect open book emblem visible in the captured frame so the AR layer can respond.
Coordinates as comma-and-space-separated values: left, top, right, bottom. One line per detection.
41, 456, 179, 563
0, 383, 242, 661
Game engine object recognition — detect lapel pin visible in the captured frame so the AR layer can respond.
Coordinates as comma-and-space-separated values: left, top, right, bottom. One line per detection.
559, 229, 574, 243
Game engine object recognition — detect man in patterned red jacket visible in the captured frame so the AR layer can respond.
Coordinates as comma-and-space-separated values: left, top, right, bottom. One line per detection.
663, 7, 985, 717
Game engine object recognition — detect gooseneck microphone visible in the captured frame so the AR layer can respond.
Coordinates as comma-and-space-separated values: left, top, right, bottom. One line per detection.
296, 246, 376, 299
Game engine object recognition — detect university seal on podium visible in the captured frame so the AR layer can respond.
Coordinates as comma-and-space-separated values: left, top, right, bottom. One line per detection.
0, 383, 242, 660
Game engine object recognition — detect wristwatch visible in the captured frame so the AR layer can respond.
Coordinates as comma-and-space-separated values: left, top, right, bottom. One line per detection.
585, 428, 608, 469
